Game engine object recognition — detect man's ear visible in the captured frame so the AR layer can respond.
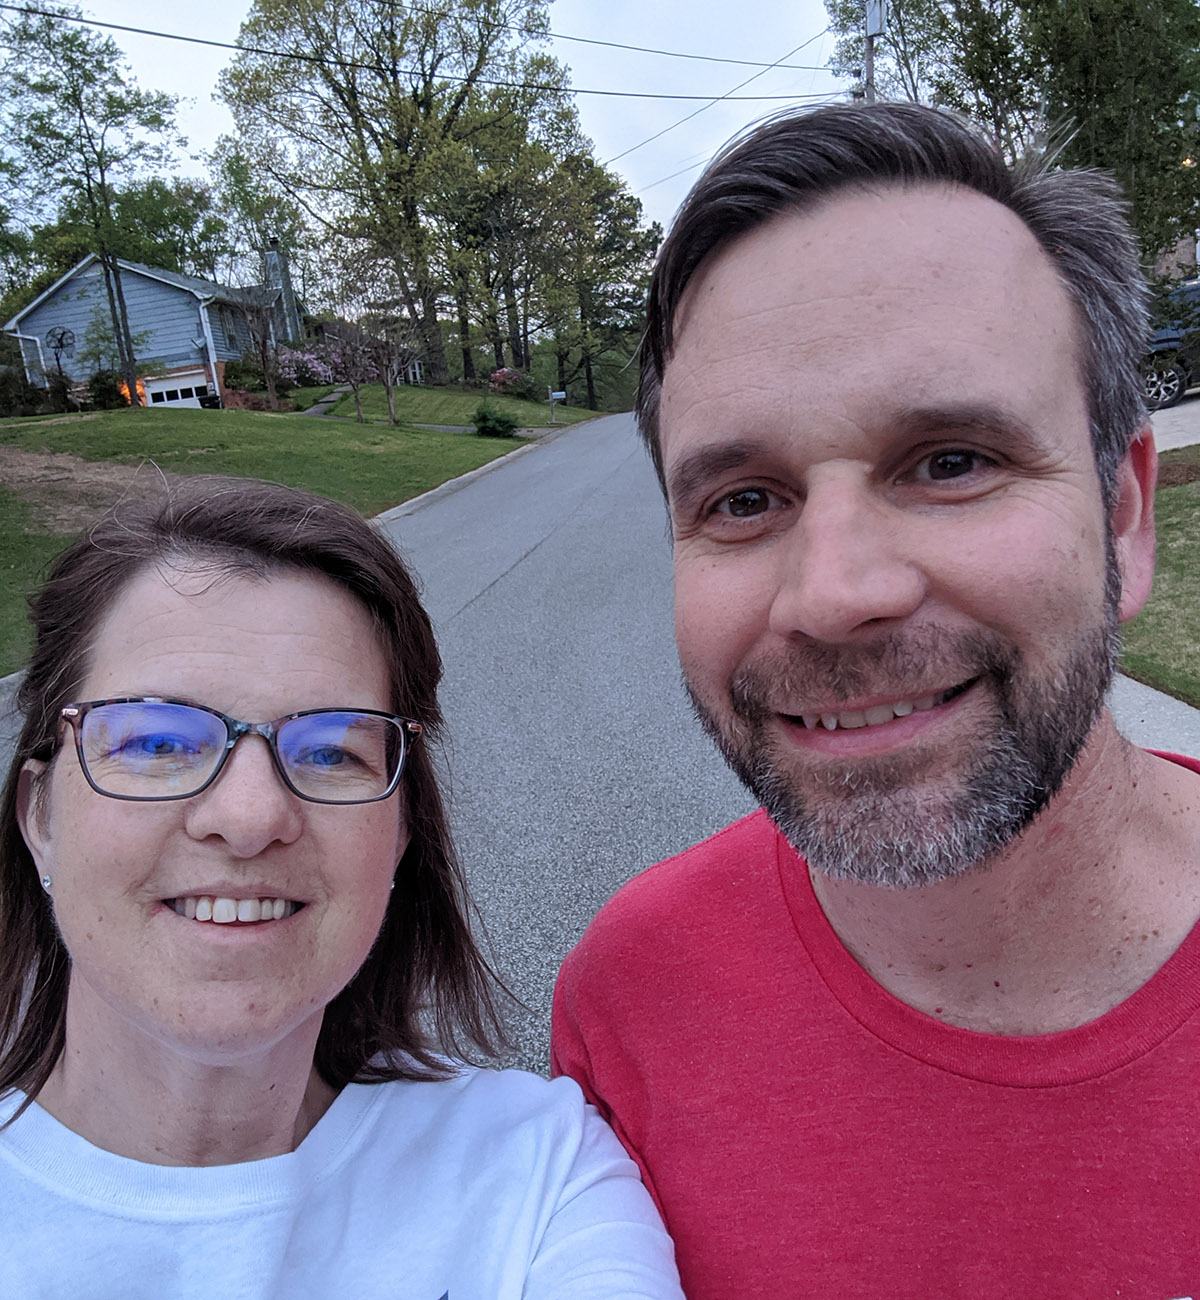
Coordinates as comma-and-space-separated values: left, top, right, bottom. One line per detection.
1110, 424, 1158, 624
16, 760, 52, 869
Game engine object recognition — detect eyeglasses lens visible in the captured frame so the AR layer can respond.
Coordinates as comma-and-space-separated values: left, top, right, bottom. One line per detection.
275, 712, 402, 801
78, 704, 405, 802
80, 702, 226, 798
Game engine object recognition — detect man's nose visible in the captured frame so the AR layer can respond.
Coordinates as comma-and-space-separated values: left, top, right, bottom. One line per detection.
767, 477, 927, 644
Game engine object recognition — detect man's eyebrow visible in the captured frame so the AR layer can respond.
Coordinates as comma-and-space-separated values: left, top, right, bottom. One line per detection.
665, 440, 769, 506
890, 403, 1046, 454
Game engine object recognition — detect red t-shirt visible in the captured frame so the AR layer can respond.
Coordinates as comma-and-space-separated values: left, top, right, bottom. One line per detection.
552, 762, 1200, 1299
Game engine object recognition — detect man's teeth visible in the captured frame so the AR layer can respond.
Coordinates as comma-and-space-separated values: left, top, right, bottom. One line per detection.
801, 691, 951, 731
169, 897, 298, 923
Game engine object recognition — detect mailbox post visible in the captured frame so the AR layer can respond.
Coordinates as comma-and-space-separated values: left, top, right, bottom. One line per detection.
548, 387, 567, 423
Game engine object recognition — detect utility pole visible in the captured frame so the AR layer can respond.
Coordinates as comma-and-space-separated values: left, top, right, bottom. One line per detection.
865, 0, 887, 103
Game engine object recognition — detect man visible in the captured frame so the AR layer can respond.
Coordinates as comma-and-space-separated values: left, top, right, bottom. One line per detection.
552, 102, 1200, 1298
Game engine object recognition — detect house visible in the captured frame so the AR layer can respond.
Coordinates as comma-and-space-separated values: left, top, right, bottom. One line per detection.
2, 245, 304, 408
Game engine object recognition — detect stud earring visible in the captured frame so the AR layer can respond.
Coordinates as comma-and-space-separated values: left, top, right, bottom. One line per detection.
41, 875, 52, 892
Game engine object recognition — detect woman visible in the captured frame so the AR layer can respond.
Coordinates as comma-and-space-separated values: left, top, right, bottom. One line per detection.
0, 475, 681, 1298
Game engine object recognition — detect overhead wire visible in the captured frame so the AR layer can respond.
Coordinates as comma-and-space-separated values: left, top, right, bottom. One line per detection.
605, 25, 834, 166
0, 3, 834, 102
385, 0, 828, 71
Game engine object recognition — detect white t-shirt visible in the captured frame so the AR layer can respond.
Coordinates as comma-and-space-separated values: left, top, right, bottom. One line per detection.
0, 1068, 683, 1299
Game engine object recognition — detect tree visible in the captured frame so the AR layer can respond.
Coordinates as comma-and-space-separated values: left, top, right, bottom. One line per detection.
543, 155, 659, 410
825, 0, 1042, 158
219, 0, 563, 383
1025, 0, 1200, 262
0, 4, 180, 401
825, 0, 1200, 261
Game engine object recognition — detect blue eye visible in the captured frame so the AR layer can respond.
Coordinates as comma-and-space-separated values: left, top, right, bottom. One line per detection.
295, 744, 352, 769
120, 732, 197, 759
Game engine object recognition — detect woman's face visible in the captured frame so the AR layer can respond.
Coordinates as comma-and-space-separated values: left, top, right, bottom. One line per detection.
18, 563, 409, 1071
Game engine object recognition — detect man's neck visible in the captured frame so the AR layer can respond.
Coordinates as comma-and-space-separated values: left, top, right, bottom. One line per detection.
807, 714, 1200, 1034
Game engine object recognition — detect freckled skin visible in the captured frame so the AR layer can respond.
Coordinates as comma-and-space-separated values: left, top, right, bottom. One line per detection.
653, 184, 1200, 1033
17, 567, 410, 1159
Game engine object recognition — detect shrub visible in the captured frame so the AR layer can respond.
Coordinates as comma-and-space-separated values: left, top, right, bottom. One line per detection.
488, 366, 536, 400
0, 366, 44, 418
222, 356, 265, 391
87, 370, 129, 409
222, 388, 272, 411
278, 345, 335, 388
473, 400, 520, 438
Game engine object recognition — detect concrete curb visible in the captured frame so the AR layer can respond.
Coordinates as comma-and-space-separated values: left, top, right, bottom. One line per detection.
373, 420, 582, 525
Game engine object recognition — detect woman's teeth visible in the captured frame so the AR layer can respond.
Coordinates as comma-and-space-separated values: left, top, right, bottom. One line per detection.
169, 897, 298, 923
799, 684, 967, 732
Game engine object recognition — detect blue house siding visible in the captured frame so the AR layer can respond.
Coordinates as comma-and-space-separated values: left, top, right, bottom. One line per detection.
13, 263, 214, 384
4, 255, 292, 395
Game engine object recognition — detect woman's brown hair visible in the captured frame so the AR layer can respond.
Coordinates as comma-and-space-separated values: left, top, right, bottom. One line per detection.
0, 474, 505, 1111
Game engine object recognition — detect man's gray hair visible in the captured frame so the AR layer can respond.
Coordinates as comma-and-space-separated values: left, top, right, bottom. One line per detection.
638, 102, 1149, 508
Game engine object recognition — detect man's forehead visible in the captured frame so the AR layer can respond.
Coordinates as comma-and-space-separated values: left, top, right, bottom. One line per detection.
668, 180, 1072, 350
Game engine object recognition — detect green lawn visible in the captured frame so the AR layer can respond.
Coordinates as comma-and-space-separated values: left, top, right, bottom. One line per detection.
287, 384, 338, 411
0, 484, 72, 683
1120, 446, 1200, 708
328, 382, 596, 427
0, 405, 525, 675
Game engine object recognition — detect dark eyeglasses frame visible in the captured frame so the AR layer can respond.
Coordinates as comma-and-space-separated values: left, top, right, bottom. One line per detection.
59, 697, 423, 805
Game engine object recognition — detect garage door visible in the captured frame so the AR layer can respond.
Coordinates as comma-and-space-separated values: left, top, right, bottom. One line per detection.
144, 372, 212, 409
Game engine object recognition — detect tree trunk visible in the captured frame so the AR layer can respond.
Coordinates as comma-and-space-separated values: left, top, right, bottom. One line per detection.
351, 377, 364, 423
455, 283, 476, 382
384, 363, 397, 424
503, 274, 522, 371
583, 347, 596, 411
418, 281, 447, 383
109, 262, 143, 406
98, 255, 140, 406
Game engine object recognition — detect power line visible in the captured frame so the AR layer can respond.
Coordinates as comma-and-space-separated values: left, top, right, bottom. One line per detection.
386, 0, 828, 71
606, 25, 834, 167
0, 4, 831, 102
636, 95, 849, 193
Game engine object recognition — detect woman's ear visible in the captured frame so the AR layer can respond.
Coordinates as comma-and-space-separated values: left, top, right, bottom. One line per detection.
1110, 424, 1158, 624
16, 759, 52, 868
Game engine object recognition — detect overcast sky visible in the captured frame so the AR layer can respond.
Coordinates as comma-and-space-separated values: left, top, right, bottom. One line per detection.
84, 0, 850, 232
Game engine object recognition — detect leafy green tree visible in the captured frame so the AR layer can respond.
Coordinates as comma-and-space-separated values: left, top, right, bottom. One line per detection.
543, 155, 659, 410
825, 0, 1041, 157
1026, 0, 1200, 262
826, 0, 1200, 260
0, 3, 180, 401
220, 0, 561, 383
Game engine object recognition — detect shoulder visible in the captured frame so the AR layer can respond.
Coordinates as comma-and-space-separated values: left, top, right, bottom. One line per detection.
362, 1069, 596, 1146
561, 809, 781, 967
355, 1071, 630, 1184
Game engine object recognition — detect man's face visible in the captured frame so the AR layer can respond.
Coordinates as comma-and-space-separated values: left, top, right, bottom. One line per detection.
660, 183, 1147, 887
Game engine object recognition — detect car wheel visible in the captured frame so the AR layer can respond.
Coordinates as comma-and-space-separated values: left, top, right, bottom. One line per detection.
1144, 358, 1187, 410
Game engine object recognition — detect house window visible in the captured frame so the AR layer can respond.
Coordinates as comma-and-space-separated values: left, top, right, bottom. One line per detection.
179, 387, 193, 399
151, 392, 165, 404
165, 390, 179, 402
194, 384, 208, 397
220, 307, 238, 349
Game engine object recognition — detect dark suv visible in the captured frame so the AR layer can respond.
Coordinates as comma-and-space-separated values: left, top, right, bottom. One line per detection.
1143, 277, 1200, 410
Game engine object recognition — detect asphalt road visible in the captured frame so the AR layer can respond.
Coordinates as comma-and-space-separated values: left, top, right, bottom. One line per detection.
377, 414, 752, 1072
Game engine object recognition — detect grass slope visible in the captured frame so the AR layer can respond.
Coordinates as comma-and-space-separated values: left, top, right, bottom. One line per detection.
0, 406, 523, 675
1120, 446, 1200, 708
328, 383, 595, 427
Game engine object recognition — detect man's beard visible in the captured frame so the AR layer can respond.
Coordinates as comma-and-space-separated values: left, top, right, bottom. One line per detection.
686, 572, 1121, 889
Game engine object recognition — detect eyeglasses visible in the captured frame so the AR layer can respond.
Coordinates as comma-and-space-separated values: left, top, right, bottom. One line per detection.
59, 698, 422, 804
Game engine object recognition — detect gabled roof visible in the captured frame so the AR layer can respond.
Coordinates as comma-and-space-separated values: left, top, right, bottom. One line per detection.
3, 254, 280, 330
